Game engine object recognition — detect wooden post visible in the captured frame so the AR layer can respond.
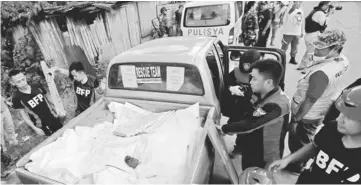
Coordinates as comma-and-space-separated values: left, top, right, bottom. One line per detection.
40, 61, 66, 117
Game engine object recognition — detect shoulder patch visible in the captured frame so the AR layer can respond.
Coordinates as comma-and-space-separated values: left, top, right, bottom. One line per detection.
253, 107, 266, 117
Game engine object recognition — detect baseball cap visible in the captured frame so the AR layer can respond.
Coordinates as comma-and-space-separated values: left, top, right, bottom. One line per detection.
312, 29, 346, 49
336, 86, 361, 121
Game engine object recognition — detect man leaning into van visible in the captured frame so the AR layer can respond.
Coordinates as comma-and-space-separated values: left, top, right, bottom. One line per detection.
221, 59, 290, 170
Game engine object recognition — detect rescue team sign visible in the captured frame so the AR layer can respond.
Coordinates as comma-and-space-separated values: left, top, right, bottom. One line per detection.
188, 28, 224, 36
135, 66, 162, 83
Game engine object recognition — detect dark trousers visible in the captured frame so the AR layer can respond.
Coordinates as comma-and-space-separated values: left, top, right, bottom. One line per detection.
288, 118, 322, 171
39, 115, 63, 136
288, 118, 322, 153
255, 28, 271, 47
281, 34, 301, 58
241, 128, 264, 170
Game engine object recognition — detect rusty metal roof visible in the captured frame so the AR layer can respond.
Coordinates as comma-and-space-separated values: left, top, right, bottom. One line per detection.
43, 1, 129, 17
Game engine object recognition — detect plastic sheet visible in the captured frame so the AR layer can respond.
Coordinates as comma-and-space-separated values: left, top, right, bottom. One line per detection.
26, 102, 201, 184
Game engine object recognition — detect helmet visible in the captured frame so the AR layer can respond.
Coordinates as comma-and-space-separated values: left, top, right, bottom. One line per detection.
239, 50, 261, 73
239, 167, 276, 184
336, 86, 361, 121
312, 29, 346, 49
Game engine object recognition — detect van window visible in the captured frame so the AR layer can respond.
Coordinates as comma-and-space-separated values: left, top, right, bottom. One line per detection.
109, 63, 204, 95
184, 4, 230, 27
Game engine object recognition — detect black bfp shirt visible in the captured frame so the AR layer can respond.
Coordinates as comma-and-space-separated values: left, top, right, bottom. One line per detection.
74, 75, 99, 113
12, 84, 53, 120
297, 122, 361, 184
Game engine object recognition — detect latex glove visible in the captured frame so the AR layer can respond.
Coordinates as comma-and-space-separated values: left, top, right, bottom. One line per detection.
229, 86, 244, 96
34, 127, 45, 136
262, 30, 267, 36
268, 158, 290, 171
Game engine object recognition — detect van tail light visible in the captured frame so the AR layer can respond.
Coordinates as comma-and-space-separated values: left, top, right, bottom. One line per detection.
228, 27, 234, 45
180, 29, 183, 36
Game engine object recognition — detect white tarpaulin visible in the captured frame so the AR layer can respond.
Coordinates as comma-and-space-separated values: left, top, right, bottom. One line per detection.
26, 102, 202, 184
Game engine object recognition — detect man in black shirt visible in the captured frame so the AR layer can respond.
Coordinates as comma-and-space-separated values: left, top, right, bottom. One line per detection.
222, 50, 261, 158
256, 1, 273, 47
9, 69, 63, 136
69, 62, 101, 116
269, 86, 361, 184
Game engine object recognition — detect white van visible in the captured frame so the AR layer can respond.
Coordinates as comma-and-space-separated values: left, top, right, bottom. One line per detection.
180, 1, 245, 45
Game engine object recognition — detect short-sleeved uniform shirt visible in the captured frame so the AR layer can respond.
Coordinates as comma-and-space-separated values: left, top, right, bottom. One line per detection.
12, 84, 53, 120
306, 71, 329, 99
74, 75, 99, 113
258, 9, 272, 30
297, 123, 361, 184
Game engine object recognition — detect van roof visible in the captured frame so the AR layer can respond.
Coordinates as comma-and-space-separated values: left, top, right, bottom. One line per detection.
184, 1, 234, 7
110, 37, 217, 66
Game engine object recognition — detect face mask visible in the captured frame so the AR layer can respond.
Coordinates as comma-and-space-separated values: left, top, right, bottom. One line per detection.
313, 47, 337, 62
313, 55, 326, 62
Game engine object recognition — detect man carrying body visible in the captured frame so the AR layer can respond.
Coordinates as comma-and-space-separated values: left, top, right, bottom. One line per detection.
280, 1, 305, 65
297, 1, 335, 71
222, 59, 290, 169
222, 50, 261, 158
270, 86, 361, 184
9, 69, 63, 136
288, 30, 349, 172
69, 62, 102, 116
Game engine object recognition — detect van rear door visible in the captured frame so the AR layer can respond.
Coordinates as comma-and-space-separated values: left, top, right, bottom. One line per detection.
181, 2, 235, 45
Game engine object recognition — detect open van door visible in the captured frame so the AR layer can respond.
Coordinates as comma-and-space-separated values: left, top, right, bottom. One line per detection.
223, 46, 287, 90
